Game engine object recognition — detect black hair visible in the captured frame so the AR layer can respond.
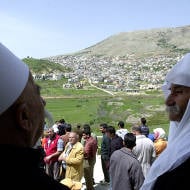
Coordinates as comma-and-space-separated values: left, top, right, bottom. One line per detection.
57, 124, 66, 135
59, 118, 65, 124
100, 123, 108, 129
106, 126, 116, 134
65, 124, 72, 132
141, 117, 147, 125
124, 133, 136, 149
118, 121, 125, 128
83, 128, 91, 136
83, 124, 91, 131
76, 124, 81, 129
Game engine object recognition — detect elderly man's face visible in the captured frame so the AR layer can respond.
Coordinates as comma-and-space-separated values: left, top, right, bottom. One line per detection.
165, 84, 190, 122
69, 132, 78, 145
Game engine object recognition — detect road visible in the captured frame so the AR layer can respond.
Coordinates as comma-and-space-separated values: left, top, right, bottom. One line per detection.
89, 82, 115, 96
81, 154, 110, 190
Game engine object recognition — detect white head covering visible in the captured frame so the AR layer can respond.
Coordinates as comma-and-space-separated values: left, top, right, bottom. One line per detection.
0, 43, 29, 115
153, 128, 166, 139
141, 52, 190, 190
162, 53, 190, 99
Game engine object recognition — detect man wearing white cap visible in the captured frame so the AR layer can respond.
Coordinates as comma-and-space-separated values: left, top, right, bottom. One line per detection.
0, 43, 70, 190
140, 53, 190, 190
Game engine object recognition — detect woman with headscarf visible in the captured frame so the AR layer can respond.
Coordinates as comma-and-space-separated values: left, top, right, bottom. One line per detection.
153, 128, 167, 157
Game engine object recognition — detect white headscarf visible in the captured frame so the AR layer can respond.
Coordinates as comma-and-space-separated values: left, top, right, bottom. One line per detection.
140, 53, 190, 190
153, 128, 166, 139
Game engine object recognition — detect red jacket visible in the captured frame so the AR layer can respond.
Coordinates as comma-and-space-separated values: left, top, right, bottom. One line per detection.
44, 135, 60, 163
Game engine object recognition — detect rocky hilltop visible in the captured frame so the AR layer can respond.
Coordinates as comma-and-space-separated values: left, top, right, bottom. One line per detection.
44, 25, 190, 91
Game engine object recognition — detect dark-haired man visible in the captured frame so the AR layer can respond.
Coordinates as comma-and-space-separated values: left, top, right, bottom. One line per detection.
131, 125, 156, 177
99, 123, 110, 184
140, 117, 149, 137
82, 128, 97, 190
110, 133, 144, 190
116, 120, 129, 140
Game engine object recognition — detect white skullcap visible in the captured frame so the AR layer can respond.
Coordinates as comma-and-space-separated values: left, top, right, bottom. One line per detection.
162, 53, 190, 98
0, 43, 29, 115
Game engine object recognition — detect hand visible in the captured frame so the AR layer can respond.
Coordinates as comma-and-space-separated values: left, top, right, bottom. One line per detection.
44, 155, 51, 162
106, 160, 110, 169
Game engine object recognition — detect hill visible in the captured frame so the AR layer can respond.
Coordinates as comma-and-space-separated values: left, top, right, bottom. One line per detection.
23, 26, 190, 133
42, 25, 190, 92
49, 25, 190, 58
22, 57, 71, 74
23, 25, 190, 92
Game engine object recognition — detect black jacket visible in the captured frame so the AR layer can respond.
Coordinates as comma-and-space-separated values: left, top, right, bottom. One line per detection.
153, 157, 190, 190
1, 145, 70, 190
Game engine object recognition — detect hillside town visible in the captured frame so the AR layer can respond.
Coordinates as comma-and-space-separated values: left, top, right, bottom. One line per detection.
42, 53, 182, 92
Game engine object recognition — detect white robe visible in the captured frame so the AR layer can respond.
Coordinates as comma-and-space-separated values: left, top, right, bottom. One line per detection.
132, 135, 156, 177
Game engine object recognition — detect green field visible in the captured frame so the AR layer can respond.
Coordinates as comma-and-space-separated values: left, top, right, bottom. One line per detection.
24, 58, 170, 136
43, 87, 170, 135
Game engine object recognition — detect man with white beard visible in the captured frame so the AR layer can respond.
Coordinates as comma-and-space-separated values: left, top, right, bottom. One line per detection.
140, 53, 190, 190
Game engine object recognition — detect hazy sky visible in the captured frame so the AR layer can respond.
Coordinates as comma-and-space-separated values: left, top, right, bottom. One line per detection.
1, 0, 190, 58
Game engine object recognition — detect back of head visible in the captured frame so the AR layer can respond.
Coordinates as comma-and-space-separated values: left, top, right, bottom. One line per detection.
65, 123, 72, 132
57, 124, 66, 135
118, 121, 125, 128
59, 118, 65, 124
141, 117, 147, 125
106, 125, 116, 135
131, 125, 142, 134
76, 124, 81, 129
0, 43, 44, 147
83, 123, 91, 131
124, 133, 136, 149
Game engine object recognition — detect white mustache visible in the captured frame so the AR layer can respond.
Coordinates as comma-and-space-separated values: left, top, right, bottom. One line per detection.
166, 105, 180, 114
44, 109, 54, 128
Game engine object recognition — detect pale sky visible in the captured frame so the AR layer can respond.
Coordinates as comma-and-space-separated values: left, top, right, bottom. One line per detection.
1, 0, 190, 58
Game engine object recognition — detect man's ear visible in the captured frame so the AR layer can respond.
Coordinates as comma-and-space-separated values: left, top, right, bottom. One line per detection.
16, 103, 31, 131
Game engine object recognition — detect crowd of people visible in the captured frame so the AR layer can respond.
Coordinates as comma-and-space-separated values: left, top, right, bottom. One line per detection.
39, 116, 168, 190
1, 42, 190, 190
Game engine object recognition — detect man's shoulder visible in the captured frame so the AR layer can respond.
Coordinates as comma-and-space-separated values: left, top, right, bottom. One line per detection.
116, 128, 128, 132
154, 157, 190, 189
114, 134, 123, 141
74, 142, 83, 149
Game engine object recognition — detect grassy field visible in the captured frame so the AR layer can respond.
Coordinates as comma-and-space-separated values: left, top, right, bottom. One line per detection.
43, 86, 170, 136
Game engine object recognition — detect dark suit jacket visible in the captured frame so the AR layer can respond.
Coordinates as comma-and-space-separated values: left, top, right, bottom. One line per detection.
153, 157, 190, 190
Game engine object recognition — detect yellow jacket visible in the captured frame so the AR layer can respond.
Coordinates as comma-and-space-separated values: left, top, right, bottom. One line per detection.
154, 138, 167, 157
65, 142, 84, 181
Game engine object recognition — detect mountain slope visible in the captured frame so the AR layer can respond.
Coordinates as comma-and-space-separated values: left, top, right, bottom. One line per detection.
42, 25, 190, 91
72, 25, 190, 58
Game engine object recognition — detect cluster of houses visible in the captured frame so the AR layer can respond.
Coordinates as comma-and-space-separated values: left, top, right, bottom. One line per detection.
36, 53, 183, 93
